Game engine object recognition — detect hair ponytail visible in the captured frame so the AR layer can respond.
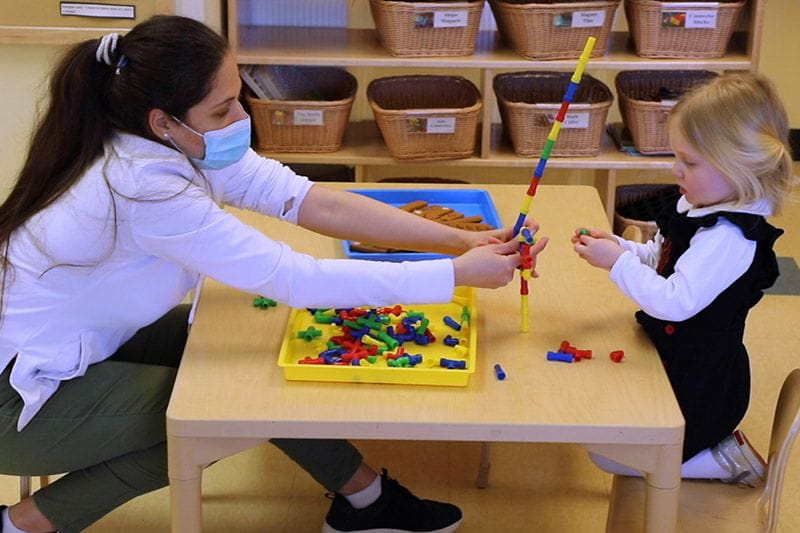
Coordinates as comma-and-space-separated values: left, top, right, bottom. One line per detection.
0, 15, 228, 321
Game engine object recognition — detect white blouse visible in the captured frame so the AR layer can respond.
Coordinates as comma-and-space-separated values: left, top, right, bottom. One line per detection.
0, 132, 454, 430
609, 195, 773, 322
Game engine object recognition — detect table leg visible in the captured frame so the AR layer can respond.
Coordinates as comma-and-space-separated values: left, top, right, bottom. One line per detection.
643, 443, 682, 533
584, 442, 682, 533
169, 470, 203, 533
168, 435, 267, 533
476, 441, 491, 489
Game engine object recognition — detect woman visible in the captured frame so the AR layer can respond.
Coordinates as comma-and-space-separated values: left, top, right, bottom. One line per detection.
0, 15, 546, 533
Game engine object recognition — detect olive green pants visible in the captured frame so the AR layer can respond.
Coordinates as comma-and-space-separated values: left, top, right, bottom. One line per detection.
0, 305, 362, 532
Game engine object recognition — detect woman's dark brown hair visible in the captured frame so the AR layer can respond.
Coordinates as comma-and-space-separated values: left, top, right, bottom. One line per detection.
0, 15, 228, 320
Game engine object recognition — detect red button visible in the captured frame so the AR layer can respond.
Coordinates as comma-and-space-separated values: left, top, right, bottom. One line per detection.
665, 324, 675, 335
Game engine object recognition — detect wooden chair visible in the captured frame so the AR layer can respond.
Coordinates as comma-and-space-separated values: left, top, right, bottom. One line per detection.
621, 224, 644, 243
605, 368, 800, 533
19, 476, 49, 499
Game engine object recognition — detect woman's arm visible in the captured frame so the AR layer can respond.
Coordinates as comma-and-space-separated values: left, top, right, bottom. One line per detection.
298, 184, 523, 256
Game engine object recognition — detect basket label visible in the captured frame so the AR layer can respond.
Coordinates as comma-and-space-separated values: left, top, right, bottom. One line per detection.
406, 117, 456, 134
434, 11, 468, 28
554, 11, 606, 28
661, 10, 718, 28
293, 109, 324, 126
415, 11, 469, 28
545, 112, 590, 129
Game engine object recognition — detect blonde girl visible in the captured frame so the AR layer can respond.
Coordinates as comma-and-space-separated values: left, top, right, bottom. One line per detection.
573, 72, 793, 485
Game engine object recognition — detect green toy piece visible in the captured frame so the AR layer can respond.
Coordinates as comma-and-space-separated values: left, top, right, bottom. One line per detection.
253, 296, 277, 309
314, 309, 336, 324
297, 326, 323, 342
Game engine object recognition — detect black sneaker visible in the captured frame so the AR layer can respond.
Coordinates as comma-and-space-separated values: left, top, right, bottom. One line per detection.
322, 469, 463, 533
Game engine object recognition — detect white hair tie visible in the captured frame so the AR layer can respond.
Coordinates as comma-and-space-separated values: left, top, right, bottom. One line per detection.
96, 33, 119, 66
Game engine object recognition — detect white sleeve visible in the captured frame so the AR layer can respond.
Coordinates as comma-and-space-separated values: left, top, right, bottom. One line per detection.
202, 149, 313, 224
608, 220, 755, 321
129, 180, 454, 309
614, 232, 664, 269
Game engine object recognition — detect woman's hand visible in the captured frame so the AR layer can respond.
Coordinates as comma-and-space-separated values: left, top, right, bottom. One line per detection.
462, 219, 541, 249
573, 233, 625, 270
453, 236, 549, 288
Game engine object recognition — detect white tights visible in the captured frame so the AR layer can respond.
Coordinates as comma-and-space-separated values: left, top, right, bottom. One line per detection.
589, 448, 730, 479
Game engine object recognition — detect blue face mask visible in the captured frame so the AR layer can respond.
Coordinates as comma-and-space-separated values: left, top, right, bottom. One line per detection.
172, 114, 252, 170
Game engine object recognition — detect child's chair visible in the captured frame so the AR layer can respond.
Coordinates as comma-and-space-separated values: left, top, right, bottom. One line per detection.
19, 476, 50, 499
605, 368, 800, 533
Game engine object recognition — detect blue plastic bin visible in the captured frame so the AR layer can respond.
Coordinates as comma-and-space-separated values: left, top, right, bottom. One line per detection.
343, 189, 502, 262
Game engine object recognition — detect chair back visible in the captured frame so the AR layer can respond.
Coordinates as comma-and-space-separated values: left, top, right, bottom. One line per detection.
759, 368, 800, 532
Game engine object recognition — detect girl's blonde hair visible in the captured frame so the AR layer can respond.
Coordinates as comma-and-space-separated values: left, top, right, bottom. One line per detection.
671, 72, 794, 213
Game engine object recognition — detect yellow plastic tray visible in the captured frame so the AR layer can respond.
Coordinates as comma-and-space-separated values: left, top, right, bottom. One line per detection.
277, 287, 477, 386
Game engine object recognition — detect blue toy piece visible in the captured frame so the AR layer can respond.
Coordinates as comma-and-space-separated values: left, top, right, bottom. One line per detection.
546, 351, 574, 363
493, 364, 507, 380
439, 357, 467, 370
319, 348, 346, 358
414, 334, 431, 345
443, 335, 459, 347
408, 354, 423, 366
443, 316, 462, 331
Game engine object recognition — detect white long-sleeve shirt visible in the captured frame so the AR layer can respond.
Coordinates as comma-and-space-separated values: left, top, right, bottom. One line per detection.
0, 132, 454, 430
609, 195, 773, 322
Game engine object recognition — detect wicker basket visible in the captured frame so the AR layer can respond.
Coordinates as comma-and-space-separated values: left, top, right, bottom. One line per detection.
367, 75, 482, 161
625, 0, 746, 58
615, 70, 717, 154
369, 0, 485, 57
245, 66, 356, 153
494, 71, 613, 157
614, 183, 680, 241
489, 0, 620, 60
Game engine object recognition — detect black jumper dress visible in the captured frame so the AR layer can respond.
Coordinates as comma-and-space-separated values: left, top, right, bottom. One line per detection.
634, 201, 783, 461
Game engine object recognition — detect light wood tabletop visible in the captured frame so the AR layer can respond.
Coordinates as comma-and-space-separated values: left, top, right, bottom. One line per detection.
166, 183, 684, 533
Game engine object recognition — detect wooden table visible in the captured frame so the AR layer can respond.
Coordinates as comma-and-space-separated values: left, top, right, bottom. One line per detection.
166, 184, 684, 532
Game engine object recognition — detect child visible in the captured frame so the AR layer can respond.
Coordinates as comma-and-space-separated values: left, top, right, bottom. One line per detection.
572, 72, 793, 486
0, 16, 547, 533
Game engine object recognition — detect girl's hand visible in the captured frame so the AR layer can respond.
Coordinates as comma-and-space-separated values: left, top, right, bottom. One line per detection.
573, 234, 625, 270
464, 219, 541, 248
453, 236, 549, 288
570, 227, 616, 245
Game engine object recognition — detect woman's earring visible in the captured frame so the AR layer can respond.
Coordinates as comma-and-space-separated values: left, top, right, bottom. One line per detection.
164, 133, 169, 139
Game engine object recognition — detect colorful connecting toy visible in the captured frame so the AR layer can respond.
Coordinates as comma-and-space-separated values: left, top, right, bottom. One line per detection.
510, 36, 597, 332
295, 305, 469, 371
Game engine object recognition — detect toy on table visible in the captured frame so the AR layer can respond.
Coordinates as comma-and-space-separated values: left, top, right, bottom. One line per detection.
546, 339, 625, 365
253, 296, 277, 309
509, 36, 597, 332
277, 287, 478, 386
546, 340, 594, 364
297, 305, 468, 370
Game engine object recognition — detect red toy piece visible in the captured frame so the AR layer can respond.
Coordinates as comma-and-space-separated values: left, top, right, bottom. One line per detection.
609, 350, 624, 363
378, 305, 403, 316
